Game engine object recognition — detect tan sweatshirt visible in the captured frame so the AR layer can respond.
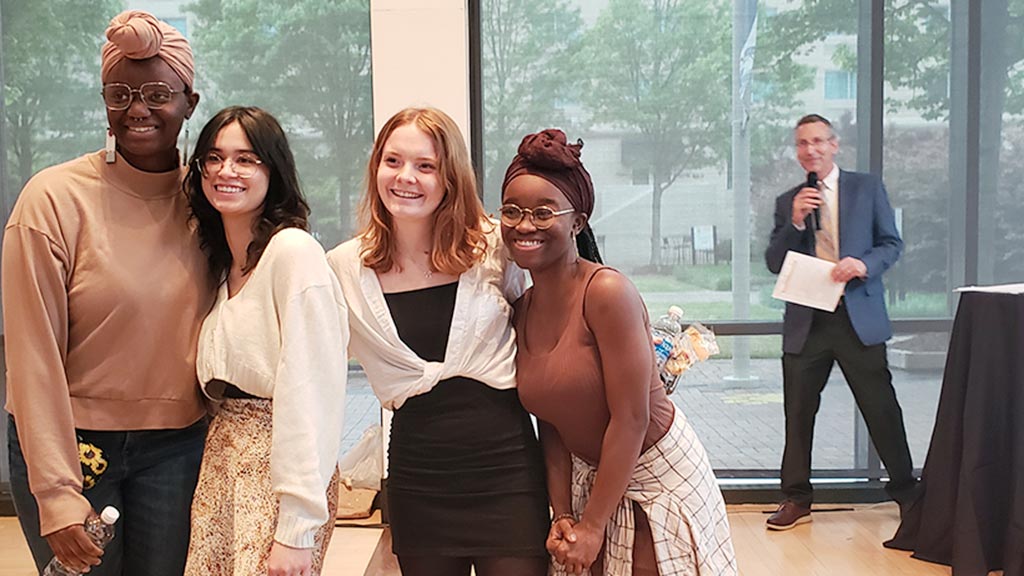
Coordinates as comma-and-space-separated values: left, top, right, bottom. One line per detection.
2, 150, 214, 536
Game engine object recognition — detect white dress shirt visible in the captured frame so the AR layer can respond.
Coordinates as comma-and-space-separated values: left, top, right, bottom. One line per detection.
792, 163, 841, 242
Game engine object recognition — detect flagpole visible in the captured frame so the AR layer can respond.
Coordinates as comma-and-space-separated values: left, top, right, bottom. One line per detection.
728, 0, 757, 382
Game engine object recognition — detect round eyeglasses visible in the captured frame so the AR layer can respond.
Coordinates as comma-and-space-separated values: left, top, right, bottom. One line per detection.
102, 82, 184, 111
197, 152, 264, 179
499, 204, 575, 230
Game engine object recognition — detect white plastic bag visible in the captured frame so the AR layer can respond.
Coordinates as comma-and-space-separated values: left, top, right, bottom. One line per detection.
338, 425, 383, 491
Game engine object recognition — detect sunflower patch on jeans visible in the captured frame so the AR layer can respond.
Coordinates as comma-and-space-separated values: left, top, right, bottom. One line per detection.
78, 438, 108, 490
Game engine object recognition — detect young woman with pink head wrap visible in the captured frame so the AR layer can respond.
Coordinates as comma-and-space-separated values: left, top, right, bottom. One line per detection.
3, 9, 212, 576
99, 9, 199, 171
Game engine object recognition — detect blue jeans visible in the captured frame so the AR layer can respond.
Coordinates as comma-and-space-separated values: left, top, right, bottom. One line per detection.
8, 414, 207, 575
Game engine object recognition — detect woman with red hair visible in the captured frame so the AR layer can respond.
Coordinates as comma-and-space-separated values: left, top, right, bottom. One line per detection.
328, 107, 549, 576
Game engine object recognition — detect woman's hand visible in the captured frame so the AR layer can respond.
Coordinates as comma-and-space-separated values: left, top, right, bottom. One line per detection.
556, 519, 604, 575
267, 541, 313, 576
546, 516, 577, 563
46, 524, 104, 573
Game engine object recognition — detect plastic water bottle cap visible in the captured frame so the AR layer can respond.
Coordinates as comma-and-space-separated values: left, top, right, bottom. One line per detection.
99, 506, 120, 525
668, 305, 684, 319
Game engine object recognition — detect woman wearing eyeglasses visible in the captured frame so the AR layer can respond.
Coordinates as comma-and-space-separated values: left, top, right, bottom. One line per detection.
2, 11, 213, 576
326, 107, 549, 576
181, 106, 348, 576
501, 130, 736, 576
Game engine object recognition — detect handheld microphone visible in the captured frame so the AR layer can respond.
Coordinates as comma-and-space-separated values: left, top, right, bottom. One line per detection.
806, 171, 820, 230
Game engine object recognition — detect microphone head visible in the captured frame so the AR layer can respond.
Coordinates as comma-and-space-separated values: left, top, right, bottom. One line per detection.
806, 171, 819, 188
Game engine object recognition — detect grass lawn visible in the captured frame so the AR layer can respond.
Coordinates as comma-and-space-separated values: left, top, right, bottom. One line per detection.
711, 334, 783, 359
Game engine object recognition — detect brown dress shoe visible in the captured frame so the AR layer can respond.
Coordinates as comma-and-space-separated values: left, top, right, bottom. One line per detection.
766, 500, 812, 530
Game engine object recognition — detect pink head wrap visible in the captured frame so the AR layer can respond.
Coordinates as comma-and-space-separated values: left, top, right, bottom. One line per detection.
101, 10, 195, 88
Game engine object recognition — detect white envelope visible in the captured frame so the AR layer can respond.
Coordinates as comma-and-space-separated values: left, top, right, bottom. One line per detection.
772, 251, 845, 312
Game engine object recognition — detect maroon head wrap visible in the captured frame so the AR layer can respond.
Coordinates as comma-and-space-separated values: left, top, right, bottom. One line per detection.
501, 129, 594, 217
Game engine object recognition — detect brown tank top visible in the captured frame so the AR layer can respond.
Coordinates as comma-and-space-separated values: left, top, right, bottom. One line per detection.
514, 266, 675, 464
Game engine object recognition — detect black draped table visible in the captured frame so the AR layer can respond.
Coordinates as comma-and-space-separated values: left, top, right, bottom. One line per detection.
886, 290, 1024, 575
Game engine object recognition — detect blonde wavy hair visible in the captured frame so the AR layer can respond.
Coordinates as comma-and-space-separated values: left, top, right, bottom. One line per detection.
358, 107, 489, 275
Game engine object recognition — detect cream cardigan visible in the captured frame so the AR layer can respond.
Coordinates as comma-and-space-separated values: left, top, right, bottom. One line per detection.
197, 227, 349, 548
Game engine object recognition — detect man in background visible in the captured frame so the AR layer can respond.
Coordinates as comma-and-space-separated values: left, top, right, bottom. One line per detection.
764, 114, 918, 530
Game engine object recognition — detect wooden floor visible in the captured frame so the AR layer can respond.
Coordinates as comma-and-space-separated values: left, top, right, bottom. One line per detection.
729, 503, 958, 576
0, 504, 968, 575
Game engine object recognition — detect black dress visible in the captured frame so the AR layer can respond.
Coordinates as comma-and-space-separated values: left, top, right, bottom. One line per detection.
383, 281, 549, 557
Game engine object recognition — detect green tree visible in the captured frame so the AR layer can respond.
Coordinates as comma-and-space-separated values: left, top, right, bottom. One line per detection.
883, 0, 1024, 286
480, 0, 584, 209
2, 0, 123, 196
580, 0, 733, 268
186, 0, 373, 247
994, 124, 1024, 282
745, 4, 820, 262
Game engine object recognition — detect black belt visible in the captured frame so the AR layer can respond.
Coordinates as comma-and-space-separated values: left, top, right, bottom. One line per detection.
207, 379, 260, 400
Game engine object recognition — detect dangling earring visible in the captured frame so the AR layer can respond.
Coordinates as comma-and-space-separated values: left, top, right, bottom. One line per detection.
181, 124, 190, 166
104, 128, 116, 164
572, 232, 580, 261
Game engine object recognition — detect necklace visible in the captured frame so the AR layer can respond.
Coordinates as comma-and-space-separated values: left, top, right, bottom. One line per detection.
400, 253, 433, 279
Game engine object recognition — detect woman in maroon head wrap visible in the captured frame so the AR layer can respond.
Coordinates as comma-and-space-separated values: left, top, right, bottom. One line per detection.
501, 130, 737, 575
3, 10, 212, 576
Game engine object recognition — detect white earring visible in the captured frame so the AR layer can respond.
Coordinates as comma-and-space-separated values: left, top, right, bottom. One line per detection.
182, 124, 190, 166
105, 128, 116, 164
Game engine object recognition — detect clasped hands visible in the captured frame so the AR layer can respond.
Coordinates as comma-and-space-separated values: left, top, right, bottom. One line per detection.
547, 516, 603, 575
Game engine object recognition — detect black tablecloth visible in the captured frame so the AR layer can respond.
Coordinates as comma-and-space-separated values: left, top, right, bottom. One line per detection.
886, 291, 1024, 575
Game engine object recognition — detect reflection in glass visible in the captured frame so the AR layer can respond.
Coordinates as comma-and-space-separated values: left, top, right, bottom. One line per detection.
187, 0, 373, 247
481, 0, 874, 324
675, 334, 943, 473
2, 0, 123, 196
985, 1, 1024, 284
883, 0, 952, 318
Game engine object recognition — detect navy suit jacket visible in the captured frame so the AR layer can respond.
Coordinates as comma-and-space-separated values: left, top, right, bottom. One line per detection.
765, 170, 903, 354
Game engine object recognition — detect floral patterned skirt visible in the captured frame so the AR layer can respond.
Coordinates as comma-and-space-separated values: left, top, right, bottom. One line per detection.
184, 399, 339, 575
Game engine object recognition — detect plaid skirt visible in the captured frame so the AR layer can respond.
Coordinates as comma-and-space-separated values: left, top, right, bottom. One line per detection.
554, 409, 737, 576
184, 399, 339, 576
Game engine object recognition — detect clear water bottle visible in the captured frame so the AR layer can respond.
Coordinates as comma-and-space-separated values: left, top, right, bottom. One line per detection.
43, 506, 120, 576
652, 306, 684, 391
